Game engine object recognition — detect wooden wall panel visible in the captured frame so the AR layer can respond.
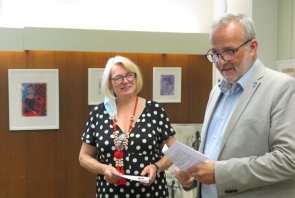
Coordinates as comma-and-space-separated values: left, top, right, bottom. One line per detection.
188, 55, 212, 123
0, 51, 212, 198
24, 51, 57, 198
0, 52, 27, 198
160, 54, 190, 123
137, 53, 164, 100
57, 51, 89, 198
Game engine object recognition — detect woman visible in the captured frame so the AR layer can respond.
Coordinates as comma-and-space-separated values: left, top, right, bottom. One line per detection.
23, 84, 37, 116
79, 56, 176, 198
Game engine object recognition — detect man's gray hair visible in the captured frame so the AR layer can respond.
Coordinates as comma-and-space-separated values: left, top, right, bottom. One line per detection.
212, 13, 256, 41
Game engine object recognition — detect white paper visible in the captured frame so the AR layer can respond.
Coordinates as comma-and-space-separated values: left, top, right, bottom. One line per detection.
120, 175, 150, 184
162, 144, 169, 153
112, 172, 150, 184
163, 140, 209, 171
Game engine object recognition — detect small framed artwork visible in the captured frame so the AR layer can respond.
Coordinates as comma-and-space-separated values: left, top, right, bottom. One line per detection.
88, 68, 104, 105
277, 59, 295, 78
153, 67, 182, 103
8, 69, 59, 131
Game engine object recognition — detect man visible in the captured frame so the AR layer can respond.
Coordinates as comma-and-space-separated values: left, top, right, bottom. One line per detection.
175, 13, 295, 198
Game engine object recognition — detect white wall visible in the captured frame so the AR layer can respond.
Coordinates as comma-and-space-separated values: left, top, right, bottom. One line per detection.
253, 0, 278, 69
0, 0, 281, 73
278, 0, 295, 61
227, 0, 252, 16
22, 27, 209, 54
0, 26, 210, 54
0, 0, 214, 52
0, 0, 213, 33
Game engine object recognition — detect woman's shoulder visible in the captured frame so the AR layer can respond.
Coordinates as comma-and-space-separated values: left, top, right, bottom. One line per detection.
89, 103, 105, 114
145, 99, 157, 106
145, 100, 164, 110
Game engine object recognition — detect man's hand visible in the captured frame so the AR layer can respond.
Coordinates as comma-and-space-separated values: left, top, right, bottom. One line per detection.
188, 160, 215, 185
174, 167, 195, 188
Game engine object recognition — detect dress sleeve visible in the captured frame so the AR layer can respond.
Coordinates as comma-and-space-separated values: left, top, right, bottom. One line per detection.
81, 104, 104, 146
149, 101, 176, 144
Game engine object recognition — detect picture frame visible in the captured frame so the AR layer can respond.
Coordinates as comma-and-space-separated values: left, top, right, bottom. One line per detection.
8, 69, 59, 131
88, 68, 104, 105
153, 67, 181, 103
277, 59, 295, 78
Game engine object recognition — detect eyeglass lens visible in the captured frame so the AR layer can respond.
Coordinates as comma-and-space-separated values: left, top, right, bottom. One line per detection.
206, 39, 251, 63
112, 72, 136, 84
207, 51, 234, 63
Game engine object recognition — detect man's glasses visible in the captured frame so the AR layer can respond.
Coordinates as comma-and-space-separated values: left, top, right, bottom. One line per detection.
111, 72, 136, 85
206, 39, 252, 63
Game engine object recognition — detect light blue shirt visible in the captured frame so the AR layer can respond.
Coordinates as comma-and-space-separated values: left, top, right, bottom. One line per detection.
201, 59, 259, 198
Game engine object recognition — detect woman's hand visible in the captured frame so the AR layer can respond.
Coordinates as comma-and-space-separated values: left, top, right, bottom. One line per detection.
79, 143, 122, 184
103, 165, 122, 184
140, 164, 158, 186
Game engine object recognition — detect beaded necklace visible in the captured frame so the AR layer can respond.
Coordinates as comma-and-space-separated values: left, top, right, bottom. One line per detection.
113, 96, 138, 185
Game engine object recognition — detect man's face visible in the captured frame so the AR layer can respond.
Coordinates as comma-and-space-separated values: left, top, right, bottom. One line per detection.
210, 22, 256, 84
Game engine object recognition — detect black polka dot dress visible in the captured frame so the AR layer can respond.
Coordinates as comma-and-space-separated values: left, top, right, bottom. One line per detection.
81, 100, 176, 198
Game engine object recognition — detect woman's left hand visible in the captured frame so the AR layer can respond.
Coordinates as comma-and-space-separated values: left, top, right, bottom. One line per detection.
140, 164, 158, 186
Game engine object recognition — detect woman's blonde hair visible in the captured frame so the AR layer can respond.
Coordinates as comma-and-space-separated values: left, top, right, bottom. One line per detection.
101, 56, 143, 98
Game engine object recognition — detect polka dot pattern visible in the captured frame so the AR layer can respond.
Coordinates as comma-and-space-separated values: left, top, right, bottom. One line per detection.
81, 100, 175, 198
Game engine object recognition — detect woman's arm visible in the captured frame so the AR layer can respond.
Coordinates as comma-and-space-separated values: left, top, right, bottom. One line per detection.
78, 142, 108, 175
79, 142, 121, 184
140, 135, 176, 185
156, 135, 176, 171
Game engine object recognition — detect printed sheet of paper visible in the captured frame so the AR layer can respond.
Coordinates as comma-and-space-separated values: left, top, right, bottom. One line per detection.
112, 172, 150, 184
163, 140, 209, 171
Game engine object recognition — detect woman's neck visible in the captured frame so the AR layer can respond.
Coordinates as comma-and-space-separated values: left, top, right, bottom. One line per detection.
116, 95, 138, 107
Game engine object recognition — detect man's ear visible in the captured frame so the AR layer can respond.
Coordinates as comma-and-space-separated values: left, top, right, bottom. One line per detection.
250, 39, 258, 51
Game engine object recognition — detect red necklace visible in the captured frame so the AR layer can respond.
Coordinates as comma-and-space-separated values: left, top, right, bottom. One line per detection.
113, 96, 138, 185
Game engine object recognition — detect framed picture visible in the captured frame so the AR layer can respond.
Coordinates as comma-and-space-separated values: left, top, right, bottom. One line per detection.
8, 69, 59, 131
277, 59, 295, 78
153, 67, 181, 103
88, 68, 104, 105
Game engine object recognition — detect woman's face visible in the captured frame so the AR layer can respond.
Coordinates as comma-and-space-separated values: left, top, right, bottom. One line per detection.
28, 86, 34, 95
110, 63, 137, 98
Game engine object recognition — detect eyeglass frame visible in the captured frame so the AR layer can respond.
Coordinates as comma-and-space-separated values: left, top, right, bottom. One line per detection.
205, 39, 252, 63
111, 72, 136, 85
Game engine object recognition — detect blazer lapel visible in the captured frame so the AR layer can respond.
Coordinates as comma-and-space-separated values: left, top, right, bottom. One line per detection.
199, 86, 223, 153
217, 64, 265, 158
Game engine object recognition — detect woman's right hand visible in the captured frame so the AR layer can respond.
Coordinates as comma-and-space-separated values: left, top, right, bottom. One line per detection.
103, 165, 122, 184
79, 143, 121, 184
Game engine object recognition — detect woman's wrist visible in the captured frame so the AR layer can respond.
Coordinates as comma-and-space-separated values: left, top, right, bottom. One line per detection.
152, 163, 161, 173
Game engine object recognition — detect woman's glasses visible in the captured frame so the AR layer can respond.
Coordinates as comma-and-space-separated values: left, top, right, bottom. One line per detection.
111, 72, 136, 85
